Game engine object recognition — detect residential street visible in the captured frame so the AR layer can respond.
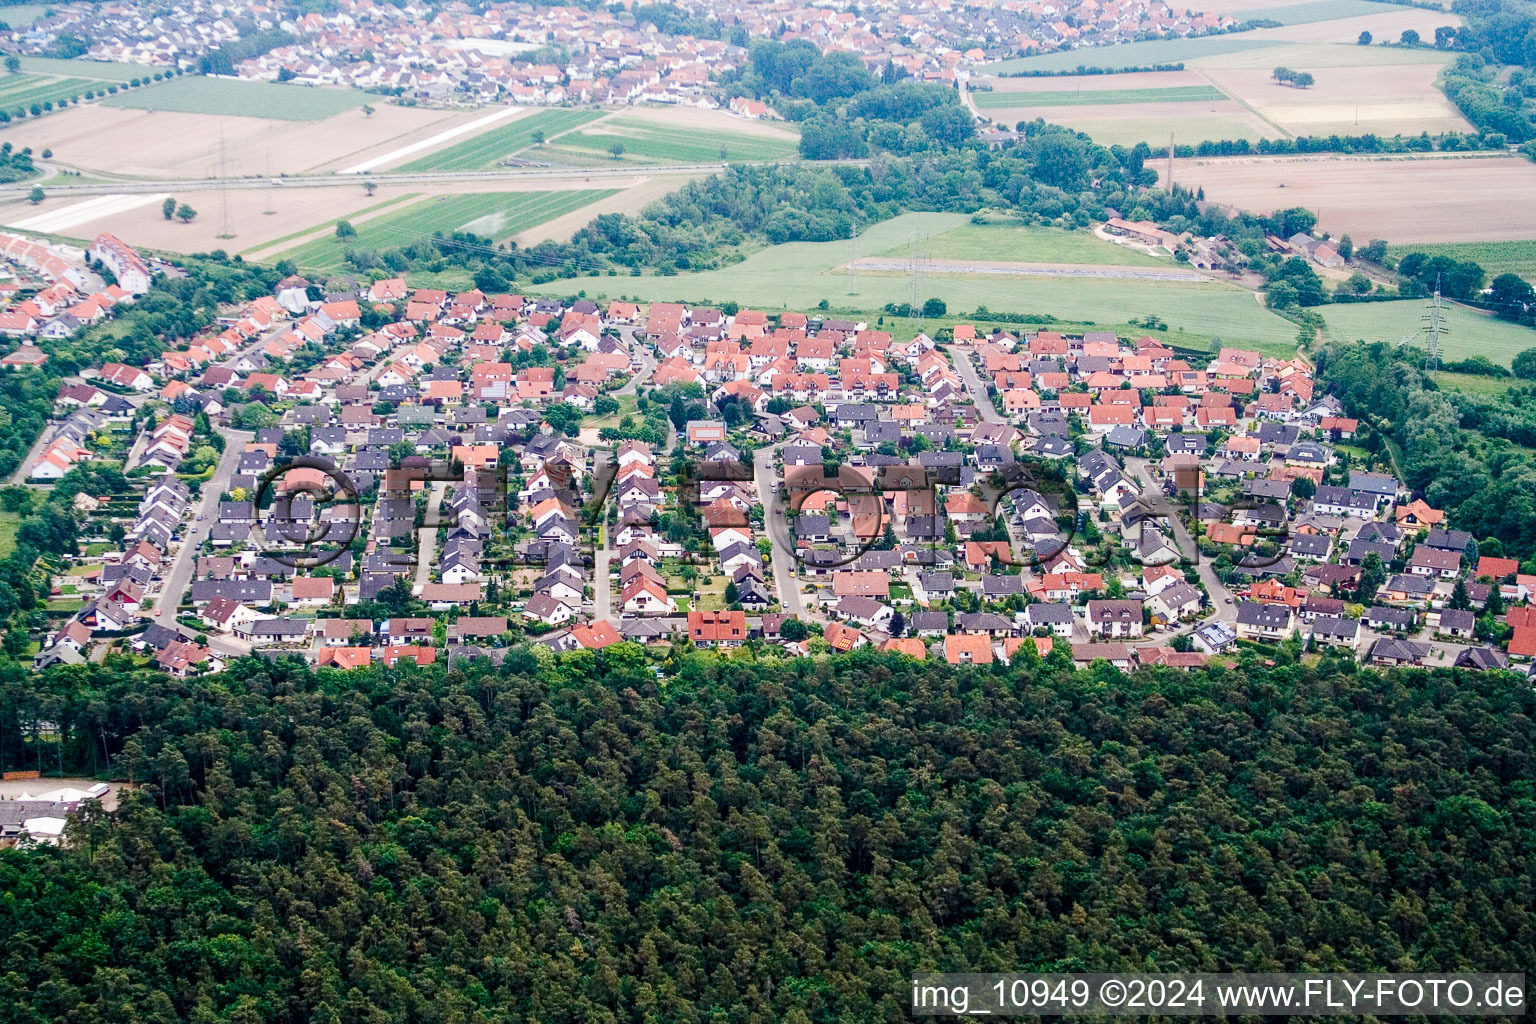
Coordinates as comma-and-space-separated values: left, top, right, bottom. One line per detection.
153, 428, 253, 626
754, 441, 807, 619
1123, 455, 1236, 623
951, 346, 1003, 424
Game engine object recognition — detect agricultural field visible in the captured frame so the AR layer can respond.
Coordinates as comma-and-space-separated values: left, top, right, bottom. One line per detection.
15, 57, 155, 81
873, 217, 1168, 266
972, 85, 1227, 107
529, 212, 1303, 352
0, 101, 470, 177
1166, 154, 1536, 244
1322, 300, 1536, 366
0, 6, 52, 26
0, 73, 95, 118
1199, 62, 1469, 137
989, 36, 1279, 73
397, 108, 603, 172
100, 76, 368, 120
276, 189, 618, 273
1391, 241, 1536, 283
979, 0, 1464, 145
544, 111, 801, 165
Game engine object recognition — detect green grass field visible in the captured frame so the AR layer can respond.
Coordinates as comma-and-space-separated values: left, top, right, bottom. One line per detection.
1322, 300, 1536, 366
528, 211, 1301, 350
1427, 370, 1524, 396
549, 118, 801, 164
0, 73, 94, 115
974, 85, 1228, 108
279, 189, 617, 273
398, 109, 604, 173
874, 217, 1167, 265
1241, 0, 1397, 24
990, 37, 1279, 74
101, 76, 367, 120
1392, 241, 1536, 282
0, 5, 53, 26
16, 56, 157, 81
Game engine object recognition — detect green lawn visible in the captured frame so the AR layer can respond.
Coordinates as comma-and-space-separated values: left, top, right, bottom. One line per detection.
875, 218, 1167, 265
1322, 300, 1536, 366
1392, 241, 1536, 283
530, 211, 1301, 350
989, 37, 1279, 74
0, 73, 95, 115
974, 85, 1228, 108
278, 189, 617, 273
549, 117, 801, 165
15, 56, 156, 81
101, 76, 368, 120
398, 109, 605, 172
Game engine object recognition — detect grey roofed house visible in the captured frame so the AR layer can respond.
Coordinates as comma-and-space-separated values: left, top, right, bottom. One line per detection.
368, 427, 405, 446
291, 406, 331, 425
1243, 478, 1290, 501
358, 573, 401, 601
832, 403, 878, 424
1164, 433, 1206, 454
1023, 602, 1073, 626
794, 514, 831, 540
1103, 425, 1147, 449
1308, 614, 1358, 643
1031, 436, 1074, 458
243, 618, 310, 640
1356, 521, 1403, 546
1455, 646, 1509, 670
1370, 636, 1431, 665
190, 579, 272, 604
1286, 533, 1332, 559
353, 449, 390, 471
1255, 422, 1300, 447
855, 549, 901, 571
1029, 412, 1071, 437
982, 573, 1026, 597
1286, 441, 1330, 465
863, 421, 901, 445
1366, 605, 1418, 629
1423, 528, 1474, 553
910, 611, 950, 634
1312, 485, 1376, 515
210, 522, 253, 544
957, 611, 1013, 635
1385, 573, 1434, 596
1346, 538, 1397, 565
219, 501, 256, 521
1437, 608, 1476, 633
1349, 471, 1400, 501
1235, 600, 1292, 630
918, 571, 954, 595
836, 595, 889, 622
1233, 554, 1296, 578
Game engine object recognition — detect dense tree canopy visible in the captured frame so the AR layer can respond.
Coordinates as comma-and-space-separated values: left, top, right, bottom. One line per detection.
0, 648, 1531, 1022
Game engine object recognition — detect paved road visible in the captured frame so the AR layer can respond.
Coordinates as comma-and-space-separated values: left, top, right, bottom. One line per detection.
753, 442, 807, 620
951, 346, 1004, 424
1124, 455, 1235, 623
412, 482, 446, 594
0, 158, 873, 201
848, 259, 1206, 282
153, 428, 253, 625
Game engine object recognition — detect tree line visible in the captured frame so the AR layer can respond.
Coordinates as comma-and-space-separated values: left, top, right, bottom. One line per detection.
0, 646, 1529, 1022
